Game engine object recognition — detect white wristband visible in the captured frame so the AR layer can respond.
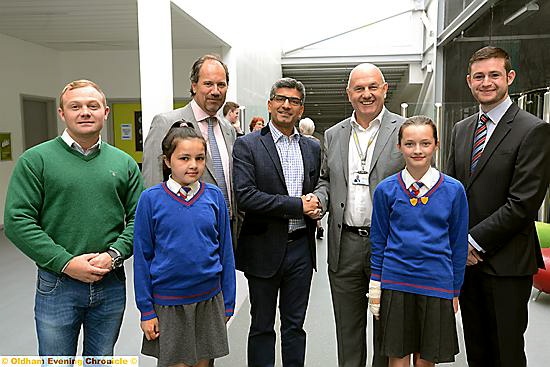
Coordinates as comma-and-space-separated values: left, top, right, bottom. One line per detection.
368, 279, 381, 298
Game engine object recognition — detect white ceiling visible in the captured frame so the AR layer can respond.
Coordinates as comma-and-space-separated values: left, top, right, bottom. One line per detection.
0, 0, 227, 51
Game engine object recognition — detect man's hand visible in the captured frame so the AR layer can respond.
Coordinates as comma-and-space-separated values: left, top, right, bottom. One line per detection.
466, 244, 483, 266
302, 193, 321, 219
141, 318, 160, 341
63, 253, 110, 283
88, 252, 113, 270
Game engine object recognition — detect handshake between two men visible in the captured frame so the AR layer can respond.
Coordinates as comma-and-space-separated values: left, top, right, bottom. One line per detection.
301, 193, 322, 220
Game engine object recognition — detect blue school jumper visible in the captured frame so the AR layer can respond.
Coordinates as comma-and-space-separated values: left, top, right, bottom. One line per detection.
370, 171, 468, 299
133, 182, 236, 321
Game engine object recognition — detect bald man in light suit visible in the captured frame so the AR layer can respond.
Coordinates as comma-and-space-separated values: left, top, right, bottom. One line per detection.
314, 63, 405, 367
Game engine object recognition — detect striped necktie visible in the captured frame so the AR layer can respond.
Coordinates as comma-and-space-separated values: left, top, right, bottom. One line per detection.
409, 181, 423, 197
207, 117, 230, 208
471, 113, 489, 173
179, 186, 191, 199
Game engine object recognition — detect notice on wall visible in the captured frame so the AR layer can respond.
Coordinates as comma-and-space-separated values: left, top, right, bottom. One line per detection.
0, 132, 12, 161
121, 124, 132, 140
134, 111, 143, 152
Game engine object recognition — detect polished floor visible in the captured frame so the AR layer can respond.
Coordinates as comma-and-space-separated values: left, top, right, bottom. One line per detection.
1, 224, 550, 366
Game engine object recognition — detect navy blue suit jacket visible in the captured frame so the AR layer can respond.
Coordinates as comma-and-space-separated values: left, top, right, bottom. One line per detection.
232, 126, 321, 278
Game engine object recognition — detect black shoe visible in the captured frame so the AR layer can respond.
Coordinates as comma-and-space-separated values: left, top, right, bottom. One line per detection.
316, 226, 324, 239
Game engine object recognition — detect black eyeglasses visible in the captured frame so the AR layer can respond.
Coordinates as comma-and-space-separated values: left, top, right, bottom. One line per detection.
271, 94, 303, 106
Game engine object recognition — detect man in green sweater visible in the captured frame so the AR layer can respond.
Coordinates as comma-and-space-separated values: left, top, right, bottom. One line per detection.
4, 79, 144, 357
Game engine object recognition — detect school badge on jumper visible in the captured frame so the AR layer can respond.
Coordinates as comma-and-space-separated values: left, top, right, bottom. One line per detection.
410, 197, 429, 206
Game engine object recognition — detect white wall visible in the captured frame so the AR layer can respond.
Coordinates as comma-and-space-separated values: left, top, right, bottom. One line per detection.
0, 31, 225, 226
232, 47, 282, 127
59, 48, 219, 104
173, 1, 283, 128
0, 33, 61, 226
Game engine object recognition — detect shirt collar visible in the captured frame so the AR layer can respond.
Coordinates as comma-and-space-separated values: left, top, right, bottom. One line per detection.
480, 96, 512, 125
402, 166, 439, 190
191, 99, 219, 123
350, 107, 386, 131
166, 176, 201, 198
61, 129, 101, 153
269, 120, 300, 143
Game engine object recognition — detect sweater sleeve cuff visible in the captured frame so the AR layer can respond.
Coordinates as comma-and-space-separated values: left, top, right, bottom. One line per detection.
225, 308, 234, 317
56, 253, 75, 274
140, 310, 157, 321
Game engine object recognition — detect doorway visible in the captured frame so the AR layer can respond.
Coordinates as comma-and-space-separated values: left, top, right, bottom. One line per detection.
20, 95, 57, 150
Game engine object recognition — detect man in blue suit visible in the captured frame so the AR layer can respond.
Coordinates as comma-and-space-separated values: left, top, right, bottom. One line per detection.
233, 77, 321, 366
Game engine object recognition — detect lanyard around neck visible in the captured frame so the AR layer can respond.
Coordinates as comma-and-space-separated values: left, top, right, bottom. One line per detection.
352, 125, 380, 170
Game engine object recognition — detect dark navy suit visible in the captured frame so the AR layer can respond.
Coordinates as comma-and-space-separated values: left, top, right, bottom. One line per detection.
233, 125, 321, 366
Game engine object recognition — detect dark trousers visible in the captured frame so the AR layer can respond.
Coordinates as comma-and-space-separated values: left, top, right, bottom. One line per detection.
328, 230, 387, 367
460, 267, 532, 367
246, 235, 313, 367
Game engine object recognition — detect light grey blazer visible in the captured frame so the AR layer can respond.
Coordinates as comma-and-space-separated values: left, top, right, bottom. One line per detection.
314, 109, 405, 272
142, 103, 236, 190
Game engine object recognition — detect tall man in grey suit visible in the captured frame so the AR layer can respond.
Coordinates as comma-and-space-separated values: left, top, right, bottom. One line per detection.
313, 63, 405, 367
142, 54, 236, 217
447, 46, 550, 367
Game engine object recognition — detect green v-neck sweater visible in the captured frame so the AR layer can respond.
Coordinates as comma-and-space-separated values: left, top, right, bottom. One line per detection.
4, 137, 144, 274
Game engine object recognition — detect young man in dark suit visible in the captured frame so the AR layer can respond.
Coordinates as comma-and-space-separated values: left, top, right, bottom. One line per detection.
447, 46, 550, 367
232, 77, 321, 366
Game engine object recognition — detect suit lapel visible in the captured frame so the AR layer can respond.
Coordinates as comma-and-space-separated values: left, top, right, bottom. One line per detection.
260, 128, 286, 185
370, 111, 397, 171
468, 105, 516, 186
217, 114, 234, 158
338, 121, 352, 185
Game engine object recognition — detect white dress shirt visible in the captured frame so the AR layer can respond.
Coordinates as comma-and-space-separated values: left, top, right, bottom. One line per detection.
401, 166, 440, 197
344, 108, 385, 227
61, 129, 100, 155
166, 176, 200, 201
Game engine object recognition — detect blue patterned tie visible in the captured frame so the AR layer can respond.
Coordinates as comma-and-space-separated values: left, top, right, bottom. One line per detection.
471, 113, 489, 173
207, 117, 230, 209
409, 181, 423, 197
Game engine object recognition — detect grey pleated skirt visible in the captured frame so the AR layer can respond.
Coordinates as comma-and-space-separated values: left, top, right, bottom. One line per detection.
141, 292, 229, 366
379, 289, 459, 363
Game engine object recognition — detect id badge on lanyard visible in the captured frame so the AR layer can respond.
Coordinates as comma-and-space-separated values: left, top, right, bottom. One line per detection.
351, 126, 378, 186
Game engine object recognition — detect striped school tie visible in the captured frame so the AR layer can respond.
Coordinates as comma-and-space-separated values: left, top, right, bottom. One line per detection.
409, 181, 423, 197
471, 113, 489, 173
207, 117, 230, 209
179, 186, 191, 199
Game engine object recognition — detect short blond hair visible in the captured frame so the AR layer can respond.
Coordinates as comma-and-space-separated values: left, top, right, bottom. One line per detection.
59, 79, 107, 109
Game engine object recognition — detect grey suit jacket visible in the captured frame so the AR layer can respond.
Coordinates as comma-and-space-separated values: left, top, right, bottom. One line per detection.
142, 103, 237, 193
314, 109, 405, 272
